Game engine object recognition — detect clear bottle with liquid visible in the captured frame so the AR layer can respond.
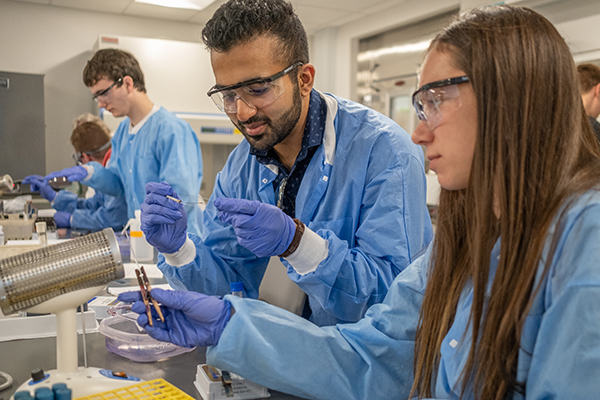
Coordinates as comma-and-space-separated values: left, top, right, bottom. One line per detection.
130, 209, 154, 262
35, 221, 47, 247
0, 225, 4, 246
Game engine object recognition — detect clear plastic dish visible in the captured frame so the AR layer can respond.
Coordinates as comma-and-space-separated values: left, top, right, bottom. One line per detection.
98, 304, 195, 363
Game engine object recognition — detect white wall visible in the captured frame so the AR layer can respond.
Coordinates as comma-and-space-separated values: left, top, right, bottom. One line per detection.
0, 0, 208, 174
311, 27, 338, 95
561, 12, 600, 62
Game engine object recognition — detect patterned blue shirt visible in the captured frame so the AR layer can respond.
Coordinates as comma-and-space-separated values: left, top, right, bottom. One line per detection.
251, 89, 326, 218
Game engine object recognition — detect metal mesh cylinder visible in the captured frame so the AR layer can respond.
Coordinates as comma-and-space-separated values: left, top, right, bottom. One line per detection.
0, 228, 124, 315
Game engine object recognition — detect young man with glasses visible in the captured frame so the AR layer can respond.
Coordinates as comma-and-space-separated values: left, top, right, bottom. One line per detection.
23, 115, 128, 231
141, 0, 432, 327
46, 49, 203, 236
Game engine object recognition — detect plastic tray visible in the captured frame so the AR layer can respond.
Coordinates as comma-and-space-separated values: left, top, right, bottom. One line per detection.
74, 378, 194, 399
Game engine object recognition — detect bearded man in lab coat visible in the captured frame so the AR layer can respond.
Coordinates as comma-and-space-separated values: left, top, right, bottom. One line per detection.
142, 0, 432, 326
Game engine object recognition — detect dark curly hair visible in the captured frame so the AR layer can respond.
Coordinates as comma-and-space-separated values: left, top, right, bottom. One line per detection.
83, 49, 146, 93
202, 0, 309, 69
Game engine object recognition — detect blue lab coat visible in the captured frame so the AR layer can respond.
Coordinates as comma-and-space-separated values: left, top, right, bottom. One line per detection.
83, 107, 203, 236
158, 92, 433, 326
52, 189, 127, 232
208, 190, 600, 399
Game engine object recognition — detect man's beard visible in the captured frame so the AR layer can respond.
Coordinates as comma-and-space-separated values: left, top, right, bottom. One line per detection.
234, 84, 303, 151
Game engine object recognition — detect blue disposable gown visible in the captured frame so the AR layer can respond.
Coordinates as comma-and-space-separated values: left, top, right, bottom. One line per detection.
52, 189, 127, 232
207, 190, 600, 399
159, 92, 433, 326
83, 107, 203, 236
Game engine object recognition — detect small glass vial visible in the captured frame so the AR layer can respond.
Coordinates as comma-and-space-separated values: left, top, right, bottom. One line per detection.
230, 282, 244, 298
0, 225, 4, 246
36, 221, 47, 247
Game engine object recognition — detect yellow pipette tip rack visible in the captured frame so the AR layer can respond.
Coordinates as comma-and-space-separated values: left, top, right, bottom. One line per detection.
74, 378, 194, 400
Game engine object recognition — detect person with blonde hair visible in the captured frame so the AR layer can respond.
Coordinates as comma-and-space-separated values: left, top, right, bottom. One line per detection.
120, 5, 600, 399
72, 112, 104, 129
23, 116, 127, 231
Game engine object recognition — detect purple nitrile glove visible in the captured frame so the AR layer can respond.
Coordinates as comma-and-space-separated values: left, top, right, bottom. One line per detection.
45, 165, 88, 182
117, 288, 231, 348
54, 211, 71, 228
22, 175, 56, 201
214, 197, 296, 258
140, 181, 187, 254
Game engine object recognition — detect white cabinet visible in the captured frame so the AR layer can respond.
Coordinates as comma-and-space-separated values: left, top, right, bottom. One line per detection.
95, 34, 214, 114
176, 112, 243, 145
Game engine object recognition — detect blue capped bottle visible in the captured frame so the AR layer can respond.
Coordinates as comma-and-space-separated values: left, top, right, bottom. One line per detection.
230, 282, 244, 298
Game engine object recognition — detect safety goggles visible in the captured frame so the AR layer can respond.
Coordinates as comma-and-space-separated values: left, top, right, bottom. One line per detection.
207, 62, 303, 113
411, 76, 470, 130
93, 78, 122, 102
72, 140, 111, 164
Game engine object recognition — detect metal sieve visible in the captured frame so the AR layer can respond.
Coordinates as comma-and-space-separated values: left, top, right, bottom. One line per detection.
0, 228, 124, 315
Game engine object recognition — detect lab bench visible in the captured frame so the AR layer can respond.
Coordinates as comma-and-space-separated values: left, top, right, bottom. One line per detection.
0, 228, 307, 400
0, 332, 307, 400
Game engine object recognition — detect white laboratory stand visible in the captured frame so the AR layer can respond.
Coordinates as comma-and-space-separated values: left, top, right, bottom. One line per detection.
9, 288, 142, 399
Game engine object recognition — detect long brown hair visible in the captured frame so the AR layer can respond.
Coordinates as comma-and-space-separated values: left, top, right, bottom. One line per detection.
412, 6, 600, 399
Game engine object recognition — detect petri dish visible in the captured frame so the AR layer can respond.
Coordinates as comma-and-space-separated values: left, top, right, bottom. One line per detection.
99, 305, 196, 362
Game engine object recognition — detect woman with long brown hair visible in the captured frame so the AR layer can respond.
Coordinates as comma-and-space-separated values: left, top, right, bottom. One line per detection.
120, 5, 600, 399
410, 5, 600, 399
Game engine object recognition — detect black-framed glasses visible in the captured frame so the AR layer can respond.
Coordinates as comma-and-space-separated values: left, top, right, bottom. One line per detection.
412, 76, 470, 130
207, 62, 303, 113
72, 140, 111, 164
93, 78, 122, 102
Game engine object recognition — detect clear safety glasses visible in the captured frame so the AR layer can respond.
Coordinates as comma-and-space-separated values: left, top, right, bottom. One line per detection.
207, 62, 303, 113
72, 140, 111, 164
411, 76, 470, 130
93, 78, 122, 103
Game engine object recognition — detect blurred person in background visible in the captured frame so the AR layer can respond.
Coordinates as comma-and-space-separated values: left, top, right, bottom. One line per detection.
577, 62, 600, 140
23, 114, 128, 231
